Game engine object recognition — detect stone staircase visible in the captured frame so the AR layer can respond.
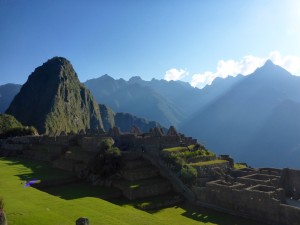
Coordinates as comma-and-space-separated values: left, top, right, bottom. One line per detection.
112, 152, 183, 209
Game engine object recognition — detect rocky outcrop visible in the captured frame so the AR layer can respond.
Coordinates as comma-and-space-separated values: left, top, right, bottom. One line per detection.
6, 57, 103, 134
99, 104, 164, 133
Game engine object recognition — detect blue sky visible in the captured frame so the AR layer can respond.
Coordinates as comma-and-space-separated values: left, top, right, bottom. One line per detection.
1, 0, 300, 88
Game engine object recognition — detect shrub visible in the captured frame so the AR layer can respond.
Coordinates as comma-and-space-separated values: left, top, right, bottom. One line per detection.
178, 165, 197, 186
0, 126, 38, 139
90, 140, 122, 178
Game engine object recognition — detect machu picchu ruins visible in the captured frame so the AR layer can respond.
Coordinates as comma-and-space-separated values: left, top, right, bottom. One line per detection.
1, 125, 300, 225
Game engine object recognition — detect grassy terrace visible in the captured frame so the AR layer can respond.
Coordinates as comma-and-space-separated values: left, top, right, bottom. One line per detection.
234, 163, 248, 170
189, 160, 228, 167
161, 145, 215, 164
0, 157, 263, 225
162, 145, 214, 156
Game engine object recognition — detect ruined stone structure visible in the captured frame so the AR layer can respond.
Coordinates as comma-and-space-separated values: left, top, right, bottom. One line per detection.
194, 167, 300, 225
1, 126, 300, 224
0, 126, 196, 173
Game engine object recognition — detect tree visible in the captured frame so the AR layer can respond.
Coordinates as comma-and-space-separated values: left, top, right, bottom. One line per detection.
89, 139, 122, 178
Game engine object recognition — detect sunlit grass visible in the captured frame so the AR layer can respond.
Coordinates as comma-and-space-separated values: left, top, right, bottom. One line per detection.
0, 157, 263, 225
234, 163, 247, 170
189, 160, 228, 167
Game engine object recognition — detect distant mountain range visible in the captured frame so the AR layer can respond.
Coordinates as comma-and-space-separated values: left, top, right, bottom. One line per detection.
0, 83, 21, 112
181, 60, 300, 168
2, 59, 300, 168
84, 75, 191, 127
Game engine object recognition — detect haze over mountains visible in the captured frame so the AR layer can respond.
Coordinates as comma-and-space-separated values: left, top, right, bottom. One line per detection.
84, 60, 300, 169
0, 83, 21, 113
85, 75, 189, 127
182, 60, 300, 168
1, 58, 300, 168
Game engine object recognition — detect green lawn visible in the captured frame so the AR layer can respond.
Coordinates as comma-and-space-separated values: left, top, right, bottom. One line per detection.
234, 163, 247, 170
189, 160, 228, 167
162, 145, 195, 153
0, 157, 263, 225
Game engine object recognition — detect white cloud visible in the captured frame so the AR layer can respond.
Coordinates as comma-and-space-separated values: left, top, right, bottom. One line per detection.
164, 68, 188, 81
191, 51, 300, 89
268, 51, 300, 75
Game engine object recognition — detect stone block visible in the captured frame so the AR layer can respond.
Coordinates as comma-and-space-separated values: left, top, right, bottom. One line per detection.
76, 217, 89, 225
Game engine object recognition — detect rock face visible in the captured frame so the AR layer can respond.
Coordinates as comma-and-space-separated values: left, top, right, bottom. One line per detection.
99, 104, 115, 132
6, 57, 103, 134
99, 104, 164, 133
76, 217, 89, 225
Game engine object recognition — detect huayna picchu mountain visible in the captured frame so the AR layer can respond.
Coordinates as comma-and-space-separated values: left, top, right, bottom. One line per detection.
6, 57, 103, 134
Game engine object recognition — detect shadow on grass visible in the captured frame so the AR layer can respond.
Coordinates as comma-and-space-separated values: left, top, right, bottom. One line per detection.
1, 157, 121, 200
111, 197, 266, 225
39, 182, 122, 200
178, 203, 266, 225
1, 157, 266, 225
1, 157, 73, 181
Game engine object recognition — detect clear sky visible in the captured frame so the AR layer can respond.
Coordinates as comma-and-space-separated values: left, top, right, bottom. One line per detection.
1, 0, 300, 88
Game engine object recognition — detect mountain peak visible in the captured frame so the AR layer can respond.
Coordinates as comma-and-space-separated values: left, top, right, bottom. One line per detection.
6, 57, 103, 134
129, 76, 143, 83
253, 59, 291, 77
263, 59, 275, 66
31, 56, 78, 82
101, 74, 114, 80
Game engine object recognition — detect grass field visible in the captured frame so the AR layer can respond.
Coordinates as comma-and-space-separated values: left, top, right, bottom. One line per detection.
189, 160, 228, 167
0, 157, 264, 225
234, 163, 248, 170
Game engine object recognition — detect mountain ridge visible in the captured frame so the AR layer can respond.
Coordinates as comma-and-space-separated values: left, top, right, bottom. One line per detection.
181, 60, 300, 168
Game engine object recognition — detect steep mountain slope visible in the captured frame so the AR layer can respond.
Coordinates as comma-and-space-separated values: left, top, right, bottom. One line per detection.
127, 76, 202, 113
181, 60, 300, 168
99, 104, 164, 133
245, 100, 300, 168
0, 83, 21, 113
99, 104, 116, 132
85, 76, 185, 127
6, 57, 103, 134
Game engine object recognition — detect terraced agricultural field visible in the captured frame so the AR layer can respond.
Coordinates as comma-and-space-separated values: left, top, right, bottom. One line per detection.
0, 157, 263, 225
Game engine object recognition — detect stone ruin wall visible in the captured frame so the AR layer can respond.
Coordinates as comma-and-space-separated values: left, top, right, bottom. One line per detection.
194, 170, 300, 225
282, 169, 300, 200
0, 126, 197, 174
237, 173, 280, 187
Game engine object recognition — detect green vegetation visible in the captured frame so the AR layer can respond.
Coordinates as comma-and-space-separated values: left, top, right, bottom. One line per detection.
0, 114, 22, 132
189, 160, 228, 167
162, 145, 215, 159
161, 144, 216, 186
0, 114, 38, 138
0, 157, 264, 225
89, 139, 122, 178
234, 163, 247, 170
178, 165, 197, 185
6, 57, 103, 134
